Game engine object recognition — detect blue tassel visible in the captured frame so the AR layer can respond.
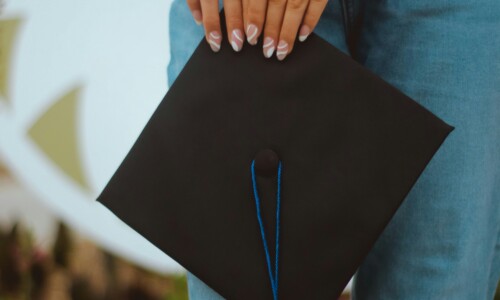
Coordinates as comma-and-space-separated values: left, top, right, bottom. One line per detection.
250, 159, 282, 300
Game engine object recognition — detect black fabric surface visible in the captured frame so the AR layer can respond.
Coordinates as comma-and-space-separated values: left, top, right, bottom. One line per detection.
96, 9, 454, 300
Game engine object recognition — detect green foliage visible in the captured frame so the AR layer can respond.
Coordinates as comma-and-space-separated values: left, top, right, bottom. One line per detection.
164, 274, 188, 300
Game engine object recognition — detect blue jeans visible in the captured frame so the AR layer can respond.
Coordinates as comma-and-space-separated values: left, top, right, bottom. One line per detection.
166, 0, 500, 298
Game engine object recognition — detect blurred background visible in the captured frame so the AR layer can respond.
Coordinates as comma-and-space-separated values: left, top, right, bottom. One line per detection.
0, 0, 497, 300
0, 0, 193, 298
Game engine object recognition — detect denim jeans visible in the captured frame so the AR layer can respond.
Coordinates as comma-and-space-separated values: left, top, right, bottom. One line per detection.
166, 0, 500, 298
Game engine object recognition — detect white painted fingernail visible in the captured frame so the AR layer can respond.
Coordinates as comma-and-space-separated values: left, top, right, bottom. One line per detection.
298, 24, 310, 42
192, 10, 202, 25
246, 23, 258, 45
231, 29, 244, 52
263, 36, 275, 58
208, 31, 221, 52
276, 40, 288, 61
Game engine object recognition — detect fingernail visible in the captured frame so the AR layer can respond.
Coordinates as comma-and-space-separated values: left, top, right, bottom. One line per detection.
276, 40, 288, 61
246, 23, 258, 45
192, 10, 202, 25
208, 31, 221, 52
263, 37, 275, 58
298, 24, 310, 42
231, 29, 244, 52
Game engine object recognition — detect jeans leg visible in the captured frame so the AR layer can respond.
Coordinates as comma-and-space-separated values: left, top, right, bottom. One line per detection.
352, 1, 500, 299
167, 0, 210, 88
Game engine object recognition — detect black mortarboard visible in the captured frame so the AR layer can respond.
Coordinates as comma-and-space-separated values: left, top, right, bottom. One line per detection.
96, 9, 454, 300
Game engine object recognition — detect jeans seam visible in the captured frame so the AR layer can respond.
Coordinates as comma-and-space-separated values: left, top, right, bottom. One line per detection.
339, 0, 351, 43
346, 0, 355, 28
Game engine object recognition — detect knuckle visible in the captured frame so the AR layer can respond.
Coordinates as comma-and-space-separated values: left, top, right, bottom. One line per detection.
225, 14, 242, 26
203, 0, 218, 4
287, 0, 306, 10
204, 18, 219, 29
268, 0, 286, 6
247, 5, 263, 20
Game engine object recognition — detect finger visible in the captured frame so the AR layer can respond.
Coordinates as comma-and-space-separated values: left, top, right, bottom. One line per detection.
223, 0, 245, 51
245, 0, 267, 45
242, 0, 249, 29
298, 0, 327, 42
276, 0, 309, 60
200, 0, 222, 52
262, 0, 287, 58
186, 0, 203, 25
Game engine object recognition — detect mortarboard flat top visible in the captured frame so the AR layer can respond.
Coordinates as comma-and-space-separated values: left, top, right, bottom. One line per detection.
96, 9, 454, 300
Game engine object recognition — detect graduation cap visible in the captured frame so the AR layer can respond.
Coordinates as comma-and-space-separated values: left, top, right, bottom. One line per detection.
96, 9, 454, 300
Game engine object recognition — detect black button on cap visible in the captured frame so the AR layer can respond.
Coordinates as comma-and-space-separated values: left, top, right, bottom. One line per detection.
254, 149, 279, 177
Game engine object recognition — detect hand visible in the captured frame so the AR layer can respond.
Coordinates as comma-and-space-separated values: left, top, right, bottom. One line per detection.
246, 0, 328, 60
186, 0, 328, 61
186, 0, 245, 53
